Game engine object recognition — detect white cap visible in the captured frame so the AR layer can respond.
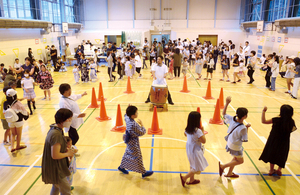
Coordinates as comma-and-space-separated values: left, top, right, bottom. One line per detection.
6, 89, 17, 97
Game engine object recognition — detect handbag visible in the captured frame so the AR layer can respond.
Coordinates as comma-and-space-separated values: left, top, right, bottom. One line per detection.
224, 123, 243, 141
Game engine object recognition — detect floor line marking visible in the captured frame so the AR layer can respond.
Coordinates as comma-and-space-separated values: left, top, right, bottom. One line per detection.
149, 134, 155, 171
4, 155, 42, 195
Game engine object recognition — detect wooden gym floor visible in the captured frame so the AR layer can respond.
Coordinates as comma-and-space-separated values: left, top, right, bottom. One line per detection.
0, 61, 300, 195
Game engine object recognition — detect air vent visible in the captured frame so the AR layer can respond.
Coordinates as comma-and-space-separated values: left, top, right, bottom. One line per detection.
164, 8, 172, 11
150, 8, 157, 11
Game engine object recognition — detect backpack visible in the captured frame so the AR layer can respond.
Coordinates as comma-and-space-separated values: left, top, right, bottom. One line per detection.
5, 107, 19, 123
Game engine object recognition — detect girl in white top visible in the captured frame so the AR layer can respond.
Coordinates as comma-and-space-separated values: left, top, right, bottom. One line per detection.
195, 54, 204, 80
72, 64, 80, 84
284, 56, 296, 94
89, 60, 98, 81
270, 56, 280, 91
134, 51, 142, 78
180, 111, 207, 187
124, 56, 133, 78
219, 96, 250, 178
21, 70, 37, 115
239, 60, 246, 77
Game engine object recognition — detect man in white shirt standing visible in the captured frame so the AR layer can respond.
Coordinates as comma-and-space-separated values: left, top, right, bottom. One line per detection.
177, 42, 184, 54
243, 41, 251, 66
59, 83, 87, 150
145, 55, 174, 105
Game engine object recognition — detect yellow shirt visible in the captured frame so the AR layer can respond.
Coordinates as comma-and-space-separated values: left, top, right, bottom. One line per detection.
0, 97, 6, 120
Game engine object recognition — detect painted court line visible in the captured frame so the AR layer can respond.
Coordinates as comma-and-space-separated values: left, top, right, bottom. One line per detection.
1, 164, 298, 177
4, 155, 42, 195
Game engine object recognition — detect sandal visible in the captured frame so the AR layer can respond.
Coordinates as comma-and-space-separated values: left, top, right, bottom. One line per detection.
11, 148, 16, 153
219, 162, 224, 176
268, 169, 276, 176
16, 145, 27, 150
180, 174, 185, 187
186, 179, 200, 185
224, 173, 239, 178
276, 170, 282, 176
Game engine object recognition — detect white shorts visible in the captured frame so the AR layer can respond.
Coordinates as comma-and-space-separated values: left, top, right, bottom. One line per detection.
9, 121, 24, 128
233, 67, 239, 73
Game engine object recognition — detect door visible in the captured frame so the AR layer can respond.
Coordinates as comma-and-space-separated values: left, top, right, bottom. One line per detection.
151, 34, 162, 45
162, 34, 170, 47
58, 36, 66, 56
198, 35, 218, 46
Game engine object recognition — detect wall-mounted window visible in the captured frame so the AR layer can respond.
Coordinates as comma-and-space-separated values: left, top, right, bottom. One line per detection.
65, 0, 80, 23
244, 0, 263, 21
1, 0, 35, 19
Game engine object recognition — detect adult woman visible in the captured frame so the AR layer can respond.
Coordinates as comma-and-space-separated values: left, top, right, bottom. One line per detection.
213, 46, 218, 70
173, 48, 182, 78
74, 45, 83, 66
247, 51, 257, 84
232, 54, 241, 84
149, 45, 157, 66
106, 51, 115, 82
3, 70, 16, 88
28, 48, 34, 62
42, 108, 75, 195
265, 54, 274, 89
36, 64, 54, 100
4, 89, 29, 153
284, 56, 295, 94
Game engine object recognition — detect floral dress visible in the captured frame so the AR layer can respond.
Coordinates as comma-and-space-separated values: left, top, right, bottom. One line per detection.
79, 59, 90, 82
36, 70, 54, 90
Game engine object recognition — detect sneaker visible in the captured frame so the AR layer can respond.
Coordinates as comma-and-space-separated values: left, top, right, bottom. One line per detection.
231, 81, 236, 84
145, 100, 150, 103
71, 186, 74, 190
285, 91, 291, 94
42, 97, 47, 100
226, 79, 230, 82
118, 166, 129, 174
142, 171, 153, 178
237, 79, 241, 82
3, 141, 11, 146
169, 102, 174, 105
291, 95, 297, 99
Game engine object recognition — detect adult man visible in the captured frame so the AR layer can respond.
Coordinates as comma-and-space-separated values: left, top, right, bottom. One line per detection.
163, 45, 170, 67
50, 45, 58, 69
143, 39, 149, 53
65, 43, 72, 66
177, 42, 184, 54
243, 41, 251, 66
102, 43, 107, 53
157, 42, 163, 57
145, 56, 174, 105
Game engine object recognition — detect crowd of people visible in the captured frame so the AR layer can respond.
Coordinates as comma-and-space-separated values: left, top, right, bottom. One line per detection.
0, 36, 298, 194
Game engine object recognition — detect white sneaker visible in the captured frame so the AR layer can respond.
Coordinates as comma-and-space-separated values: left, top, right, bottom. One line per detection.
4, 141, 11, 146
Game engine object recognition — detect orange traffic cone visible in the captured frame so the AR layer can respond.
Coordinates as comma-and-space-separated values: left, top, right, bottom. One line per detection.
97, 82, 107, 101
96, 96, 111, 122
180, 75, 190, 93
148, 106, 163, 135
218, 88, 224, 109
203, 81, 214, 100
197, 107, 208, 135
209, 99, 223, 125
88, 87, 100, 108
124, 76, 134, 94
111, 104, 126, 133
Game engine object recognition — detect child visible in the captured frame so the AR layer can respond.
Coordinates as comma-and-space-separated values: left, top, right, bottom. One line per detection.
168, 56, 174, 80
124, 56, 133, 78
79, 55, 90, 83
189, 46, 196, 68
116, 57, 123, 80
219, 96, 250, 178
89, 60, 98, 81
238, 59, 245, 77
270, 55, 279, 91
135, 51, 142, 78
1, 87, 11, 146
259, 105, 296, 176
14, 58, 22, 70
204, 53, 214, 80
232, 54, 241, 84
220, 55, 230, 82
130, 54, 136, 76
180, 111, 208, 187
182, 57, 188, 76
195, 54, 204, 80
46, 60, 52, 72
3, 89, 29, 153
118, 105, 153, 178
21, 70, 37, 115
59, 62, 67, 72
106, 51, 115, 82
36, 65, 54, 100
73, 64, 80, 84
142, 48, 148, 69
65, 136, 78, 190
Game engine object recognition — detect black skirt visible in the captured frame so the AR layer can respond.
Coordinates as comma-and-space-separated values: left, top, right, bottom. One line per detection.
207, 67, 213, 73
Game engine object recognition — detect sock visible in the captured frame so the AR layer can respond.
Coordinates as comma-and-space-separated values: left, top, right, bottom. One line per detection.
27, 101, 32, 114
32, 101, 36, 109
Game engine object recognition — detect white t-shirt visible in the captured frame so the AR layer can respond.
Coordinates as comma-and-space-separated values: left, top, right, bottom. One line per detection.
177, 45, 184, 53
14, 63, 22, 69
151, 63, 168, 85
21, 77, 34, 89
271, 62, 279, 78
243, 45, 250, 56
135, 55, 142, 68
